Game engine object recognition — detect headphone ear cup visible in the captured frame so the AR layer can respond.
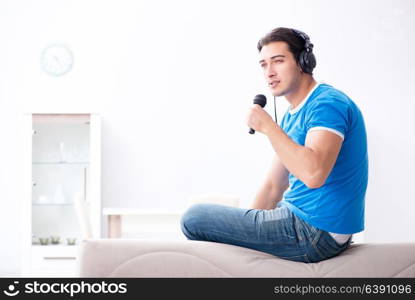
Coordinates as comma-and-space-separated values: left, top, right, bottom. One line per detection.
307, 52, 316, 73
292, 29, 316, 74
298, 50, 307, 73
300, 49, 316, 74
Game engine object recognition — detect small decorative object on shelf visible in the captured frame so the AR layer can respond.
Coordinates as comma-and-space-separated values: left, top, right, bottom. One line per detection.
32, 235, 39, 245
39, 237, 50, 245
53, 184, 66, 204
50, 236, 60, 245
66, 238, 76, 246
36, 195, 48, 204
59, 142, 66, 163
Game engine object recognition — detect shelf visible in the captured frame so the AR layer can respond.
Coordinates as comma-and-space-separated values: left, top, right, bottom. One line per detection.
32, 162, 89, 165
32, 244, 79, 248
32, 202, 74, 206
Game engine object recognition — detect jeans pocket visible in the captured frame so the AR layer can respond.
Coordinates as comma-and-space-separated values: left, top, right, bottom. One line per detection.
292, 213, 320, 244
262, 219, 298, 245
261, 207, 299, 244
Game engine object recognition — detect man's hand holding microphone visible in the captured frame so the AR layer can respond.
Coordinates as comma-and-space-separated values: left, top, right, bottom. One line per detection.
247, 94, 277, 136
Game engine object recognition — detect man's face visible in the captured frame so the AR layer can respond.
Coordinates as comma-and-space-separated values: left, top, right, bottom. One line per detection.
259, 41, 302, 97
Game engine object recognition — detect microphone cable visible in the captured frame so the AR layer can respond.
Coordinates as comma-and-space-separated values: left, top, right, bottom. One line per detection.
273, 96, 277, 124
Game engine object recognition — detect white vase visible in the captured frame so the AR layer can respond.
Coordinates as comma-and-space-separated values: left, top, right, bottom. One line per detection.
59, 142, 66, 162
37, 195, 48, 204
54, 184, 66, 204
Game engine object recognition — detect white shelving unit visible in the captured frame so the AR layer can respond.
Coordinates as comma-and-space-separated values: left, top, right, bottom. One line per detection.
22, 113, 101, 277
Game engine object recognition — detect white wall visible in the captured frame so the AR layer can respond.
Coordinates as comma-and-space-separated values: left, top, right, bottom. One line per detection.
1, 0, 414, 275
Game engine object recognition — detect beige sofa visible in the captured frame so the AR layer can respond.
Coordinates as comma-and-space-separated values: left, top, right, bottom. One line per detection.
78, 239, 415, 277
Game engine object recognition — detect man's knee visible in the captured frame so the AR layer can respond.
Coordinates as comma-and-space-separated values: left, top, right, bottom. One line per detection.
180, 203, 210, 240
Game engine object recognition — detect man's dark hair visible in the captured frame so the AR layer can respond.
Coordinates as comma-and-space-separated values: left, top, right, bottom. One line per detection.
257, 27, 316, 74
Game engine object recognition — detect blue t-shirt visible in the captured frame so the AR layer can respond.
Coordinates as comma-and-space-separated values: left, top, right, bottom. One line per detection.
280, 83, 368, 234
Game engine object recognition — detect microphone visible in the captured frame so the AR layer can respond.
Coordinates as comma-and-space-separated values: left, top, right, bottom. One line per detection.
249, 94, 267, 134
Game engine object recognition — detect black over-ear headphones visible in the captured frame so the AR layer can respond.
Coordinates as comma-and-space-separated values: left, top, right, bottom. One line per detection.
292, 29, 316, 74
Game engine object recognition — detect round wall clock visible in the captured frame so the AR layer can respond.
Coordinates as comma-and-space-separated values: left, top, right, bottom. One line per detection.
40, 44, 74, 77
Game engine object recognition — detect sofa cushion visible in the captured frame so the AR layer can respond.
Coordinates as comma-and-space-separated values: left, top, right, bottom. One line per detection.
78, 239, 415, 277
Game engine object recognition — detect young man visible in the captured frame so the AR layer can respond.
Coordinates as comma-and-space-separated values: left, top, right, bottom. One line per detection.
181, 27, 368, 263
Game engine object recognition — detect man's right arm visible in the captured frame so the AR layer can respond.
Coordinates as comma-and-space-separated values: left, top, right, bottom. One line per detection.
250, 154, 289, 210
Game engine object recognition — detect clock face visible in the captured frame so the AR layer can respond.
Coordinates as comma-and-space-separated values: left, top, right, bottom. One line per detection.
41, 44, 74, 76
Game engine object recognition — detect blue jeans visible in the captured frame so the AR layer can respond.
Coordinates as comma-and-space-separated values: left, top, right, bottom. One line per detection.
180, 203, 352, 263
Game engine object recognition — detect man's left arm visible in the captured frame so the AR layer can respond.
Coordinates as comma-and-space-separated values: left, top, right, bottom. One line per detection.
247, 105, 343, 189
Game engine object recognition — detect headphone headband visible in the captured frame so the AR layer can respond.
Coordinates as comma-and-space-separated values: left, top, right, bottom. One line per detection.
292, 29, 313, 51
